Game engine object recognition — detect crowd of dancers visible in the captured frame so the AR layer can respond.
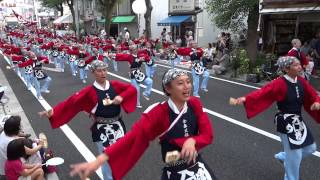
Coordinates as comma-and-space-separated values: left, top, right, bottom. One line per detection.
0, 24, 320, 180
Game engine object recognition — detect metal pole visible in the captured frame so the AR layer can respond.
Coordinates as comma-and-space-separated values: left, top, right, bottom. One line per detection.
75, 0, 80, 39
138, 14, 140, 37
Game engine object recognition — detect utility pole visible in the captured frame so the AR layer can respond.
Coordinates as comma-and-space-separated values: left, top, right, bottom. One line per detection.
33, 0, 40, 28
74, 0, 80, 39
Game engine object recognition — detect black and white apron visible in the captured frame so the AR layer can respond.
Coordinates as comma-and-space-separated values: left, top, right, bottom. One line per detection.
91, 85, 126, 147
77, 53, 87, 68
130, 61, 145, 83
192, 60, 205, 75
160, 105, 216, 180
275, 77, 314, 149
33, 61, 47, 80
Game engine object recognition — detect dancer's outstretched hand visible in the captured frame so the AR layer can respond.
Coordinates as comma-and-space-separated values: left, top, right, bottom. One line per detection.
70, 154, 108, 179
310, 102, 320, 111
229, 97, 246, 105
38, 109, 53, 118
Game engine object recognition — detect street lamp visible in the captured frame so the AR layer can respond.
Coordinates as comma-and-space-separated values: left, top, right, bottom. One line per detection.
132, 0, 146, 36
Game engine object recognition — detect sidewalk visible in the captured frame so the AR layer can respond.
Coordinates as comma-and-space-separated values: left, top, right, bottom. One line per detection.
157, 59, 320, 91
0, 57, 59, 180
156, 59, 267, 87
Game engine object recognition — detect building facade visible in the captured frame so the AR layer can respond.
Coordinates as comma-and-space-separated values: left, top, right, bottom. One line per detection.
259, 0, 320, 55
140, 0, 222, 47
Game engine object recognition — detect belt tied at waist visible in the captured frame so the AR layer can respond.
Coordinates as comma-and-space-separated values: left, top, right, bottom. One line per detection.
90, 114, 121, 124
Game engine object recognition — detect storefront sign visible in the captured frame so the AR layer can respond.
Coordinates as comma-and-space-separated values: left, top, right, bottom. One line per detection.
169, 0, 195, 13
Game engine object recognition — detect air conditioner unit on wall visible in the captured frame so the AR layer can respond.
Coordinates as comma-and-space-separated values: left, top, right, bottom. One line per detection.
191, 16, 196, 22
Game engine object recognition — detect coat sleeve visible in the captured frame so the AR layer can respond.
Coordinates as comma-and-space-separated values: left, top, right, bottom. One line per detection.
85, 56, 95, 64
177, 47, 192, 56
244, 78, 286, 119
18, 59, 32, 68
11, 55, 23, 62
38, 56, 49, 64
104, 104, 168, 180
115, 53, 134, 64
48, 86, 97, 128
300, 77, 320, 123
171, 97, 213, 151
111, 81, 137, 113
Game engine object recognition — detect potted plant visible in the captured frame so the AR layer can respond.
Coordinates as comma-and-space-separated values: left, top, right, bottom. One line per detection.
230, 48, 249, 78
246, 66, 261, 83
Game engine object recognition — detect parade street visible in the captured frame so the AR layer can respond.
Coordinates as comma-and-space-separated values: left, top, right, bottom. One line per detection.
1, 55, 320, 180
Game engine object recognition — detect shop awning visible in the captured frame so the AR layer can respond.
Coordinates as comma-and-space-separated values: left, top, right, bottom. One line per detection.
112, 15, 135, 23
97, 15, 136, 24
260, 6, 320, 14
53, 14, 73, 24
157, 15, 192, 26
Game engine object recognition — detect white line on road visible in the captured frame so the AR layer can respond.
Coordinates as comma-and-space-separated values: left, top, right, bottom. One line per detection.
156, 63, 261, 89
42, 66, 62, 72
2, 50, 319, 180
1, 53, 103, 179
108, 71, 320, 158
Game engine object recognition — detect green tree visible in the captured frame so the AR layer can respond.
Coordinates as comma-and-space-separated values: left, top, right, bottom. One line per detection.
205, 0, 259, 64
39, 0, 64, 16
97, 0, 120, 35
144, 0, 153, 39
65, 0, 75, 30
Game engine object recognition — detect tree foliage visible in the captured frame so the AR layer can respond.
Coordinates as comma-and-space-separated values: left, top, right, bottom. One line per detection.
38, 0, 64, 16
205, 0, 259, 63
96, 0, 121, 35
205, 0, 258, 32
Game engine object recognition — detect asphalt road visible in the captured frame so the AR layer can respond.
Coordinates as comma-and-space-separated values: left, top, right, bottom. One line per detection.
1, 57, 320, 180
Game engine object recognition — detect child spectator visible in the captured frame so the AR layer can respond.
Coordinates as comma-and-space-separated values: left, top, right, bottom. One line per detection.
0, 116, 43, 177
5, 138, 44, 180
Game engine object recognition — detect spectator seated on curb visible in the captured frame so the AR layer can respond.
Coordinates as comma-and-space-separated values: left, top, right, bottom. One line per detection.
0, 85, 9, 113
212, 49, 230, 75
5, 138, 44, 180
0, 116, 43, 177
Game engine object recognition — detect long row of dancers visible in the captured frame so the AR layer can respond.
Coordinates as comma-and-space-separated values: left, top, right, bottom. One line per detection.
1, 27, 212, 106
1, 26, 320, 180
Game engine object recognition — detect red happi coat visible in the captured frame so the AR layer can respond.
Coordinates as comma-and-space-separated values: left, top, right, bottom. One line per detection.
17, 56, 49, 68
104, 97, 213, 180
177, 47, 204, 57
244, 76, 320, 123
85, 54, 104, 64
48, 81, 137, 129
115, 53, 151, 64
287, 48, 308, 67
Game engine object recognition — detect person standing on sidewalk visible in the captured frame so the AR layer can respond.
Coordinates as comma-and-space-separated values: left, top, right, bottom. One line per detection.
288, 39, 309, 79
231, 56, 320, 180
39, 60, 137, 180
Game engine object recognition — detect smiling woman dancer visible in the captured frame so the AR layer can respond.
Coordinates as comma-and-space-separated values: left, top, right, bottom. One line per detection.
70, 68, 216, 180
231, 56, 320, 180
39, 60, 137, 180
